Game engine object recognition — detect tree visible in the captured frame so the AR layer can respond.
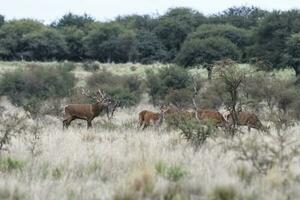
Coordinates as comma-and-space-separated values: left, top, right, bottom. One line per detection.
51, 13, 94, 29
23, 28, 68, 60
0, 19, 44, 60
285, 33, 300, 76
176, 36, 241, 67
155, 7, 206, 61
252, 10, 300, 72
145, 65, 192, 105
115, 14, 158, 31
134, 30, 167, 64
187, 24, 250, 61
0, 15, 4, 27
210, 6, 268, 28
60, 26, 86, 60
83, 23, 136, 62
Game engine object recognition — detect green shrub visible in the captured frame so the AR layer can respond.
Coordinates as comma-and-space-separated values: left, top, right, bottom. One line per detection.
86, 70, 142, 106
0, 66, 76, 115
0, 156, 25, 172
166, 114, 216, 149
209, 185, 239, 200
82, 61, 100, 71
164, 89, 193, 108
155, 161, 186, 182
59, 61, 76, 71
0, 187, 26, 200
145, 65, 192, 105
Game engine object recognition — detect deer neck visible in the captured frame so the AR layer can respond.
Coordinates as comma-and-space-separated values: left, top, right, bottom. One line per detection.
92, 102, 104, 115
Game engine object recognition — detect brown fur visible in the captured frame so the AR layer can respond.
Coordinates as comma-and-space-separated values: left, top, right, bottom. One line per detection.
63, 102, 109, 129
138, 110, 164, 130
226, 111, 267, 132
196, 109, 227, 127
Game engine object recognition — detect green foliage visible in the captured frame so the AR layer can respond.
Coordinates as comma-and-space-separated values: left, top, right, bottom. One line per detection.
0, 19, 44, 59
23, 28, 68, 60
190, 24, 250, 47
52, 166, 64, 179
164, 89, 193, 108
209, 185, 239, 200
0, 187, 26, 200
145, 65, 192, 105
210, 6, 268, 28
155, 7, 206, 60
166, 113, 216, 149
52, 13, 94, 29
0, 156, 25, 172
60, 26, 86, 60
115, 14, 158, 31
87, 70, 142, 106
82, 61, 100, 71
134, 30, 167, 64
83, 23, 136, 62
155, 161, 186, 182
285, 33, 300, 76
0, 66, 75, 115
253, 10, 300, 72
0, 15, 4, 27
176, 37, 241, 67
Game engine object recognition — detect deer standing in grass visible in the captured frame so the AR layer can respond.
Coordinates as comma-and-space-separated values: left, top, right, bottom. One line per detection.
191, 76, 227, 127
138, 106, 168, 130
225, 111, 269, 132
63, 89, 117, 129
195, 109, 227, 127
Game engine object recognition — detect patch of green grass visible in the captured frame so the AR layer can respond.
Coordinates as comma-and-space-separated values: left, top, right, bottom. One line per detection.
155, 161, 186, 182
0, 156, 25, 172
0, 187, 26, 200
209, 185, 240, 200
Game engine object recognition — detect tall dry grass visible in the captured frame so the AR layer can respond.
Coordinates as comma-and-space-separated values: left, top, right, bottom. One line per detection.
1, 100, 300, 200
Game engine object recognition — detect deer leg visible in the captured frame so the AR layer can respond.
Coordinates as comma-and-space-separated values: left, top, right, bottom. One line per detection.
142, 121, 149, 130
247, 126, 251, 132
138, 120, 144, 129
87, 120, 92, 129
63, 116, 75, 129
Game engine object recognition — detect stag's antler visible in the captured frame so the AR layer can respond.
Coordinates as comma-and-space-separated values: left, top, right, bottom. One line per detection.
82, 88, 111, 103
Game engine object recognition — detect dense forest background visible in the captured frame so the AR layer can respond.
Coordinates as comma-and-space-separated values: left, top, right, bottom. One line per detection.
1, 6, 300, 75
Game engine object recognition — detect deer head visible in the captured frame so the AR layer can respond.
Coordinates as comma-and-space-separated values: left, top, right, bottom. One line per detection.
81, 88, 119, 119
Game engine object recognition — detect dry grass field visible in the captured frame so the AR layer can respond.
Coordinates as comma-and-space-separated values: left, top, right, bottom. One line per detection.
0, 61, 300, 200
1, 97, 300, 200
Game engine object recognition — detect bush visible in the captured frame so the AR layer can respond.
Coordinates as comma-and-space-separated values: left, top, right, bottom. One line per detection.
0, 111, 30, 152
0, 156, 25, 172
209, 185, 240, 200
155, 161, 186, 182
166, 113, 216, 149
82, 61, 100, 71
145, 65, 192, 105
86, 70, 143, 106
0, 66, 76, 115
164, 89, 193, 109
59, 61, 76, 71
176, 36, 241, 67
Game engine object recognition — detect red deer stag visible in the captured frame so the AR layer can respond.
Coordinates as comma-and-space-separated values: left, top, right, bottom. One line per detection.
63, 89, 115, 129
225, 111, 268, 132
138, 106, 168, 130
191, 77, 227, 127
196, 109, 227, 127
